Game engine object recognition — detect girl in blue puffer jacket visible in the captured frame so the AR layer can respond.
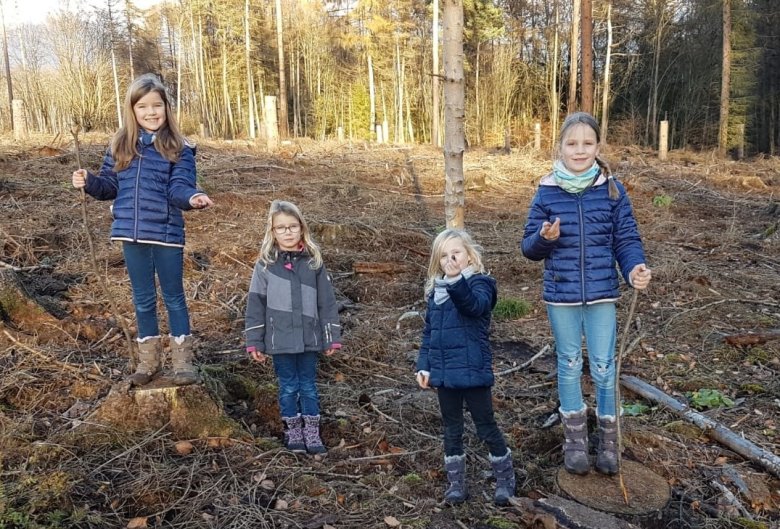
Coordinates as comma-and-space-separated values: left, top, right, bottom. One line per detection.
521, 112, 651, 477
416, 229, 515, 506
72, 74, 213, 387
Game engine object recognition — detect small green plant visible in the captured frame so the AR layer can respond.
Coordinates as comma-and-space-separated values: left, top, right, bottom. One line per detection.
401, 473, 424, 486
652, 194, 674, 207
686, 388, 734, 410
622, 402, 650, 416
493, 298, 532, 320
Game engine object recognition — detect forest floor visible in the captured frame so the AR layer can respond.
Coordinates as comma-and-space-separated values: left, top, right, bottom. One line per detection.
0, 133, 779, 529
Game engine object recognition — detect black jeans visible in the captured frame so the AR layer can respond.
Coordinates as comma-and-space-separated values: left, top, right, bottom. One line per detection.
437, 386, 508, 457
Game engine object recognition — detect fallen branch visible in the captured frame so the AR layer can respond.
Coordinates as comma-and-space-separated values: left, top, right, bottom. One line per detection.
723, 332, 780, 347
621, 375, 780, 478
495, 344, 550, 377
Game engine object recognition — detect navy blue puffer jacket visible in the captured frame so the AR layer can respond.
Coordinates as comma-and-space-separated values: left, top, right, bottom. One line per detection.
416, 274, 498, 389
521, 173, 646, 304
84, 131, 200, 247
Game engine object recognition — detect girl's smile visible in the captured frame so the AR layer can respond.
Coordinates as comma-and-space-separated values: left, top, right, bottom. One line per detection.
133, 91, 167, 132
560, 123, 600, 175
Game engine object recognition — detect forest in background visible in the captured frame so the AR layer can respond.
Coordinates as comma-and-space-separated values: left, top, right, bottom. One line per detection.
0, 0, 778, 154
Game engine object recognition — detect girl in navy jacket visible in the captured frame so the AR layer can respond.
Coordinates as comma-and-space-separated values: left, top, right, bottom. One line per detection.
521, 112, 651, 476
416, 229, 515, 506
72, 74, 213, 387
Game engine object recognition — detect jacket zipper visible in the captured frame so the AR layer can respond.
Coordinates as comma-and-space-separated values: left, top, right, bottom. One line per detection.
270, 316, 275, 350
577, 194, 586, 303
133, 154, 143, 240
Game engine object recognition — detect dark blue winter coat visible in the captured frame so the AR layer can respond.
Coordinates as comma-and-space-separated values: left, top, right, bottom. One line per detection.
416, 274, 498, 389
83, 131, 201, 247
521, 173, 646, 304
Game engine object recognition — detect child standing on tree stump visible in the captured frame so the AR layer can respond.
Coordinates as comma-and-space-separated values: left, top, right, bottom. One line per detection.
72, 73, 213, 387
245, 200, 341, 455
415, 229, 516, 506
521, 112, 651, 475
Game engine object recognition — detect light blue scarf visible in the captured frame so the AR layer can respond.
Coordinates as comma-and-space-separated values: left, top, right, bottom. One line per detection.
553, 160, 600, 194
433, 266, 475, 305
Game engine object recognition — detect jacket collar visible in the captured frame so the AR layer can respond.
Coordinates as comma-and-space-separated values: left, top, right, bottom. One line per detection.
138, 129, 156, 146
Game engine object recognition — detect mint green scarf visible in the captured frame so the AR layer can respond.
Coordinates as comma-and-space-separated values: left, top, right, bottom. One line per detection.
553, 160, 600, 194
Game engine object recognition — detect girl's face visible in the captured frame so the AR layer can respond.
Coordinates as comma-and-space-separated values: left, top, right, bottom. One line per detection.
272, 212, 302, 252
133, 91, 167, 132
439, 237, 470, 273
560, 123, 600, 175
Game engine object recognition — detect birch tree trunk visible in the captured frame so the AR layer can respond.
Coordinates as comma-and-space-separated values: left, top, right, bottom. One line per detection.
601, 1, 612, 144
568, 0, 580, 113
718, 0, 731, 156
275, 0, 289, 137
125, 0, 135, 79
550, 0, 559, 144
107, 1, 121, 127
442, 0, 465, 230
368, 53, 375, 140
0, 4, 12, 127
432, 0, 440, 146
581, 0, 593, 114
245, 0, 255, 139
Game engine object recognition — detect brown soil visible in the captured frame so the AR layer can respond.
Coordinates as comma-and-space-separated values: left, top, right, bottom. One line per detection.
0, 133, 779, 528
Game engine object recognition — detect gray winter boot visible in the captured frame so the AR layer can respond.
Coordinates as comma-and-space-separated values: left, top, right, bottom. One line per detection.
281, 415, 307, 453
489, 448, 516, 506
170, 335, 199, 386
443, 454, 469, 504
560, 407, 590, 475
128, 337, 161, 386
302, 415, 327, 454
595, 416, 619, 475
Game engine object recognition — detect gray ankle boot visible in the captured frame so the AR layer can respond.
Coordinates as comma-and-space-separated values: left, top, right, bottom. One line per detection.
595, 416, 619, 475
128, 337, 161, 386
489, 448, 516, 506
560, 407, 590, 475
281, 415, 307, 453
443, 454, 468, 504
302, 415, 327, 454
170, 335, 199, 386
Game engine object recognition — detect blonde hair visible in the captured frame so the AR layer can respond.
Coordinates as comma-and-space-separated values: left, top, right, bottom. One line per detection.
557, 112, 619, 200
424, 229, 486, 295
259, 200, 323, 269
111, 74, 186, 171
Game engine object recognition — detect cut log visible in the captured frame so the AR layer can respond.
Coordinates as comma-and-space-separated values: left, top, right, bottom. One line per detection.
723, 332, 780, 347
509, 495, 640, 529
352, 261, 409, 275
0, 269, 62, 343
86, 377, 244, 440
621, 375, 780, 478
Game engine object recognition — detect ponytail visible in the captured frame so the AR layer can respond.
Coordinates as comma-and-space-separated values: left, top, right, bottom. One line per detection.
596, 156, 619, 200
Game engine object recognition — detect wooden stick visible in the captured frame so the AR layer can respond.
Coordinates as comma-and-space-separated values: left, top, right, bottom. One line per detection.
615, 288, 639, 505
71, 124, 136, 367
495, 344, 551, 377
621, 374, 780, 478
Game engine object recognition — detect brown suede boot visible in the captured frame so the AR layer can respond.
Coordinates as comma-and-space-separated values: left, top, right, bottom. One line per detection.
560, 407, 590, 475
128, 337, 161, 386
170, 335, 199, 386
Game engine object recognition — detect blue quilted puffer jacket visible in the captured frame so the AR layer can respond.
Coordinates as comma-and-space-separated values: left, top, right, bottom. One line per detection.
83, 130, 200, 247
416, 274, 498, 389
521, 173, 646, 305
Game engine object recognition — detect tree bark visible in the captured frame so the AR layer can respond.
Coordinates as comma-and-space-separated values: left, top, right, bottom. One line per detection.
245, 0, 256, 139
368, 53, 376, 140
275, 0, 289, 137
568, 0, 580, 113
580, 0, 593, 114
0, 3, 13, 128
432, 0, 440, 146
718, 0, 731, 156
442, 0, 465, 229
601, 1, 613, 144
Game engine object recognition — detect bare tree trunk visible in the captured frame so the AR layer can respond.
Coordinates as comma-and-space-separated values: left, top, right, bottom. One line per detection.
274, 0, 289, 137
601, 1, 612, 144
368, 53, 376, 140
550, 0, 559, 145
718, 0, 731, 156
245, 0, 255, 139
125, 0, 135, 79
442, 0, 465, 230
222, 41, 234, 139
581, 0, 593, 114
475, 41, 481, 146
111, 49, 122, 127
197, 16, 209, 136
568, 0, 580, 113
432, 0, 440, 146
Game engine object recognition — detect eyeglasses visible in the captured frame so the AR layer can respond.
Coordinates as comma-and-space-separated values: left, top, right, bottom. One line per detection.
272, 224, 301, 234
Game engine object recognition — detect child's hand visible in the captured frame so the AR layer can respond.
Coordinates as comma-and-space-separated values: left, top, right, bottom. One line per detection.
440, 254, 462, 278
324, 348, 337, 356
250, 350, 267, 363
416, 371, 430, 389
540, 217, 560, 241
190, 194, 214, 209
630, 264, 652, 289
72, 169, 88, 189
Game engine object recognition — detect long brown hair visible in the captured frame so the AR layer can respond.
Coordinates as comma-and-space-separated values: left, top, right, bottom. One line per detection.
558, 112, 619, 200
111, 74, 186, 171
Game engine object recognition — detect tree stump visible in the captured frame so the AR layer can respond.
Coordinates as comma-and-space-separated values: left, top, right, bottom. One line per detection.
86, 377, 244, 440
510, 494, 641, 529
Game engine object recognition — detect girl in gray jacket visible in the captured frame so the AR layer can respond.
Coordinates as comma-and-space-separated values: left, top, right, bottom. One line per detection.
245, 200, 341, 454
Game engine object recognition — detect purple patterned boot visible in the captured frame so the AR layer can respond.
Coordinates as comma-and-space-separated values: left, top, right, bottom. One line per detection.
302, 415, 327, 455
282, 415, 307, 453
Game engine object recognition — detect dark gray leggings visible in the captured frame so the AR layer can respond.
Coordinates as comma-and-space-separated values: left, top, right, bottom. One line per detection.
437, 386, 508, 457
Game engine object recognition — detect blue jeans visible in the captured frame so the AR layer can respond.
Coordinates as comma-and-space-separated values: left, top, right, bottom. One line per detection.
122, 242, 190, 339
437, 386, 508, 457
547, 302, 617, 417
272, 352, 320, 417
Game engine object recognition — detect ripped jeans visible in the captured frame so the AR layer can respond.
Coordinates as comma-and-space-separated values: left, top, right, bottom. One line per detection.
547, 302, 617, 417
